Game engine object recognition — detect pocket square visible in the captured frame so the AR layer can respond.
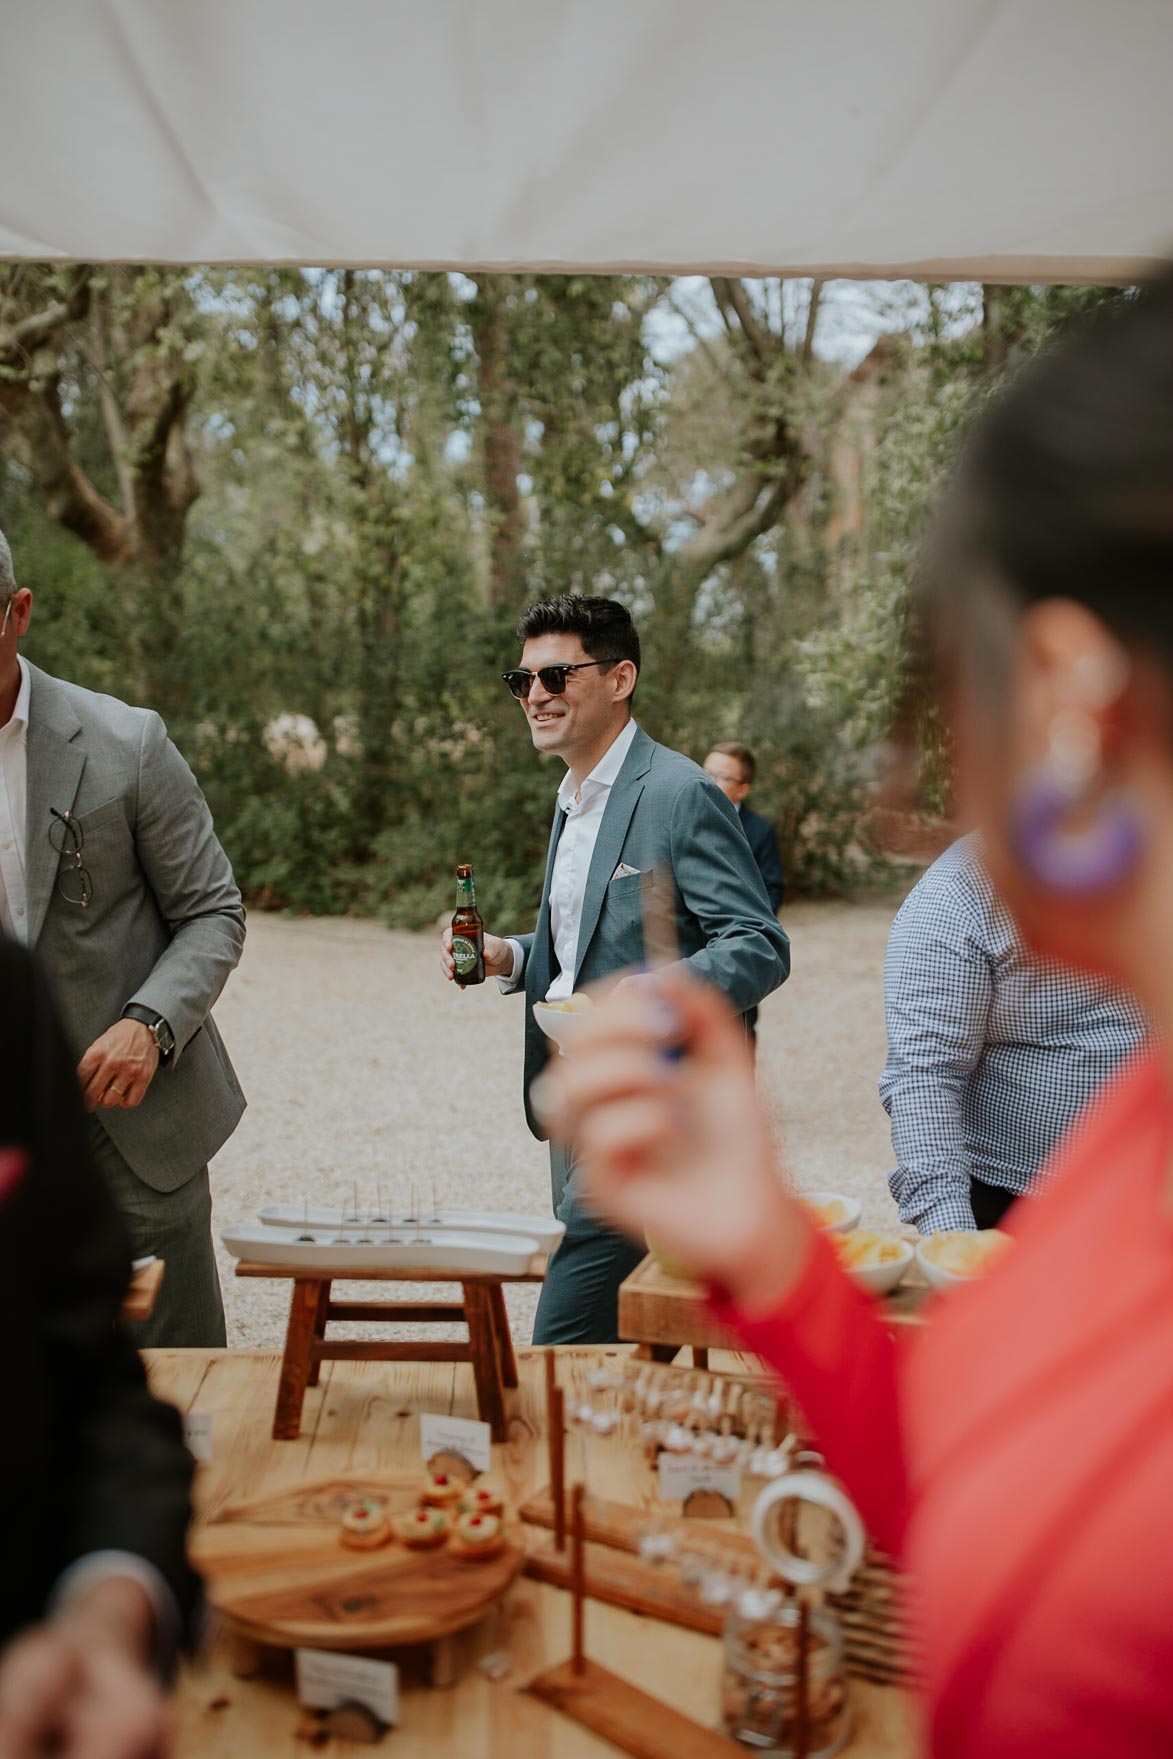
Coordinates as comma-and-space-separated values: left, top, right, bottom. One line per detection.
611, 863, 640, 881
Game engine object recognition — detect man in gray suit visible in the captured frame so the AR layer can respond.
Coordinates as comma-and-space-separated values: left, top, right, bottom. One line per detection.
0, 530, 245, 1346
441, 594, 789, 1344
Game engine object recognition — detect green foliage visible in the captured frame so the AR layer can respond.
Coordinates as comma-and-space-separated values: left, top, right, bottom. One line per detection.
1, 270, 1132, 918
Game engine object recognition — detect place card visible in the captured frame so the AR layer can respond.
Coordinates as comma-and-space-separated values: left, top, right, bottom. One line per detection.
295, 1649, 398, 1726
182, 1413, 213, 1461
419, 1411, 492, 1474
658, 1454, 742, 1507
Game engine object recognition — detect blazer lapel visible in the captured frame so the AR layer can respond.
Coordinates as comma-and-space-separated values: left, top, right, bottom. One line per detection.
573, 728, 654, 984
24, 666, 86, 948
528, 803, 565, 996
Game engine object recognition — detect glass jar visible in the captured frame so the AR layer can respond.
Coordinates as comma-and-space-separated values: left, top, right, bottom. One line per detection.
721, 1599, 850, 1756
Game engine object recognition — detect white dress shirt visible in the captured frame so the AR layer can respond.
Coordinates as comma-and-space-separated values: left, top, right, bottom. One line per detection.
0, 656, 30, 944
504, 718, 639, 1000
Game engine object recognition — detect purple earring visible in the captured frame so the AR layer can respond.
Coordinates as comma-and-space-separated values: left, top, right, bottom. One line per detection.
1011, 769, 1144, 894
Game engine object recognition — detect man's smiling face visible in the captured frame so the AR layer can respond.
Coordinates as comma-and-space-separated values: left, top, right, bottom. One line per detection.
517, 633, 622, 761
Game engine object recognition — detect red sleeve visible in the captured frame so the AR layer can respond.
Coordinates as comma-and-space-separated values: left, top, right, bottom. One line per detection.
710, 1228, 911, 1557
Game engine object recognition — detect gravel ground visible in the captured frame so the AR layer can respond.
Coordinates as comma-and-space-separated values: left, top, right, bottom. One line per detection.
209, 890, 914, 1348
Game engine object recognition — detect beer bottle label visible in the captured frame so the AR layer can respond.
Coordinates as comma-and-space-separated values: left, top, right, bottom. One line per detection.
452, 936, 479, 976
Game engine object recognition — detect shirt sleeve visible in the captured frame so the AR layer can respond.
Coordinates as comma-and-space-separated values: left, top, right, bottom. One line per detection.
50, 1552, 182, 1682
710, 1228, 909, 1557
878, 875, 994, 1233
496, 937, 527, 993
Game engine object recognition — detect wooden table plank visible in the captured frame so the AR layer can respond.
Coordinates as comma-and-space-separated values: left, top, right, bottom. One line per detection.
145, 1348, 917, 1759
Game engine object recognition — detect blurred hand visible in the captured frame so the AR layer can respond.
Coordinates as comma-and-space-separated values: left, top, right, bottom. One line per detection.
77, 1021, 160, 1113
439, 927, 514, 983
0, 1579, 171, 1759
534, 971, 811, 1314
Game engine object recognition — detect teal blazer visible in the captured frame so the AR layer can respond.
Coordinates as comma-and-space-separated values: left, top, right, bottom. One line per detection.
510, 725, 790, 1137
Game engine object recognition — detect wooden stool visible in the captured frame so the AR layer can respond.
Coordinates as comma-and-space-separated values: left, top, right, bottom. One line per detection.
234, 1258, 545, 1442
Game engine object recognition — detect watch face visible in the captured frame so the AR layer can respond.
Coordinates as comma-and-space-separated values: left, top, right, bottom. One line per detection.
156, 1021, 176, 1054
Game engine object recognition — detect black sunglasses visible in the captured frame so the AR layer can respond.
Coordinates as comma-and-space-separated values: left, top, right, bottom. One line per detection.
501, 660, 611, 700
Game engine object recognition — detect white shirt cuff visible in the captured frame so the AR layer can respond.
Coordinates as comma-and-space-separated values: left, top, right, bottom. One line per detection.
496, 938, 526, 992
50, 1551, 182, 1680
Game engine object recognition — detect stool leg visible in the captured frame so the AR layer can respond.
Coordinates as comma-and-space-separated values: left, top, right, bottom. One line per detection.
307, 1279, 331, 1387
274, 1278, 319, 1439
463, 1282, 507, 1443
488, 1284, 519, 1389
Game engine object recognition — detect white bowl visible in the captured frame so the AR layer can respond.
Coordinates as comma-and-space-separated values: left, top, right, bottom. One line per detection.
917, 1240, 976, 1290
799, 1190, 862, 1234
915, 1234, 1012, 1290
532, 1000, 594, 1054
841, 1238, 914, 1297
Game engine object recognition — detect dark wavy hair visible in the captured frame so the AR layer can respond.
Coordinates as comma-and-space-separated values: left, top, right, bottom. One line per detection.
516, 594, 641, 673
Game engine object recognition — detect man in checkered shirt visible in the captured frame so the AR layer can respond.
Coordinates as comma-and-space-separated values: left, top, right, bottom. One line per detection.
879, 834, 1148, 1234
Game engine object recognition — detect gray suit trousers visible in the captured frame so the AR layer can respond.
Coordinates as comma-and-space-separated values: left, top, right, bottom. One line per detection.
88, 1121, 227, 1348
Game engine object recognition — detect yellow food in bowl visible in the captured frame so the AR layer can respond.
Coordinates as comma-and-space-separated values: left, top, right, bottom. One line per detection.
645, 1234, 697, 1282
832, 1229, 908, 1270
542, 993, 594, 1014
805, 1197, 850, 1228
921, 1229, 1012, 1278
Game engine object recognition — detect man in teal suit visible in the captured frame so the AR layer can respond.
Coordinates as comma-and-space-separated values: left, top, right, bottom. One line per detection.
441, 595, 790, 1343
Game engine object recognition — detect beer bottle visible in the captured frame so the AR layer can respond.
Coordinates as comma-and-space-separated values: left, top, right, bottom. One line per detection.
451, 863, 486, 987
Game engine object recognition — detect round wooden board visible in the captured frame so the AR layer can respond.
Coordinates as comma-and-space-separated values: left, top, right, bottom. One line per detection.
191, 1474, 523, 1650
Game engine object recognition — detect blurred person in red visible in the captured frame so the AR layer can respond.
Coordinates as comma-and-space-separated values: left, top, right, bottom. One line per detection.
0, 937, 199, 1759
536, 274, 1173, 1758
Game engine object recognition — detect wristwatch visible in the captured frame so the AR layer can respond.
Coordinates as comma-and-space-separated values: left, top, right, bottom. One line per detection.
121, 1004, 177, 1065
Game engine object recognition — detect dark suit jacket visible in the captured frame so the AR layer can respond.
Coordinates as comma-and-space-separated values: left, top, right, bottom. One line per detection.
739, 803, 786, 911
510, 726, 791, 1136
0, 939, 200, 1651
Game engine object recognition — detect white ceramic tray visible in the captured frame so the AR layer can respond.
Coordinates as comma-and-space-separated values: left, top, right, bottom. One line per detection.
257, 1203, 565, 1252
221, 1222, 542, 1276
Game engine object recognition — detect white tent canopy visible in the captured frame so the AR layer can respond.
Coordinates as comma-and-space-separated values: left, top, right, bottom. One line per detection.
2, 0, 1170, 280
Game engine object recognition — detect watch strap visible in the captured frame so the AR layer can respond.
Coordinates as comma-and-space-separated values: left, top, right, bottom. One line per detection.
122, 1004, 176, 1059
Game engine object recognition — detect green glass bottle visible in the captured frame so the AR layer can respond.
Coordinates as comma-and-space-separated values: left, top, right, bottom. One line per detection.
451, 863, 486, 987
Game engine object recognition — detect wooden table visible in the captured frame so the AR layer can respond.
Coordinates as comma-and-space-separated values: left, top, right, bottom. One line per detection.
121, 1257, 165, 1324
148, 1345, 918, 1758
619, 1256, 932, 1362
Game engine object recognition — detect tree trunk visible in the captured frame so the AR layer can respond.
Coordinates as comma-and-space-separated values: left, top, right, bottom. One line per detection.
471, 279, 525, 607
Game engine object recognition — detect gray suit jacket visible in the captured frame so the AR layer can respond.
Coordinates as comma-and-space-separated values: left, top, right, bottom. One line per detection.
511, 725, 790, 1137
25, 664, 246, 1191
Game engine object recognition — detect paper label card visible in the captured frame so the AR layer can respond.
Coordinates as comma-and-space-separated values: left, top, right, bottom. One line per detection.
419, 1412, 492, 1475
658, 1455, 742, 1508
182, 1413, 213, 1461
296, 1649, 399, 1726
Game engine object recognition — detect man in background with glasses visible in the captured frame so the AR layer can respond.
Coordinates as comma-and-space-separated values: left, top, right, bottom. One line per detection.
702, 742, 785, 1050
441, 593, 790, 1344
0, 529, 245, 1347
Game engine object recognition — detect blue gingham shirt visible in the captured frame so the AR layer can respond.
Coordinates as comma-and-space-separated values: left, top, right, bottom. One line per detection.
879, 835, 1148, 1233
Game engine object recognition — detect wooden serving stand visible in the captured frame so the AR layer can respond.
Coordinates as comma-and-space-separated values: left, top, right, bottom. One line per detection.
191, 1471, 524, 1679
235, 1255, 545, 1442
521, 1355, 916, 1689
618, 1254, 931, 1362
527, 1483, 740, 1759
